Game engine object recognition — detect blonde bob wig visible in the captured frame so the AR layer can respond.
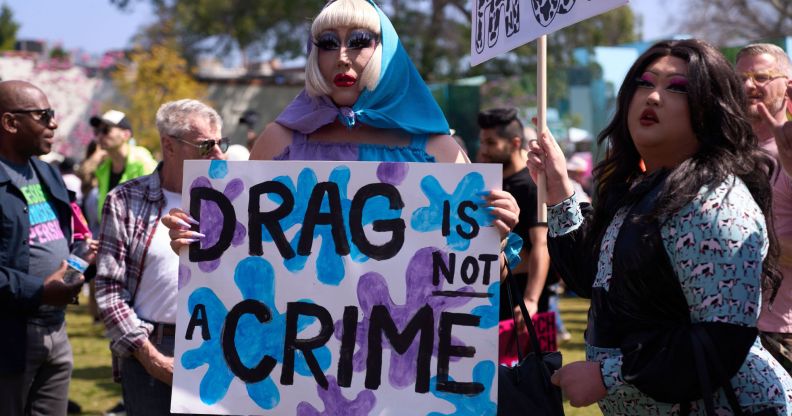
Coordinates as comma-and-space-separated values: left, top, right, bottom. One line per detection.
305, 0, 382, 98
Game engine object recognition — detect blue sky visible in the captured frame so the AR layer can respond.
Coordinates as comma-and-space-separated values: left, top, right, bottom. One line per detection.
7, 0, 681, 56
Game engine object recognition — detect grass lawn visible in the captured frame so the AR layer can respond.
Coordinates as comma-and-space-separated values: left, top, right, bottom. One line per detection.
67, 295, 600, 415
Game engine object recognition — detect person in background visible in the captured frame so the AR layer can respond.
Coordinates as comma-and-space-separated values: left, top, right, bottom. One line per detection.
478, 108, 551, 329
528, 39, 792, 413
239, 109, 260, 150
95, 99, 228, 415
89, 109, 157, 219
0, 80, 87, 416
735, 42, 792, 375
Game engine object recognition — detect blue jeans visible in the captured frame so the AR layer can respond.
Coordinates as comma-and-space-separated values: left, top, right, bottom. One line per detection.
0, 321, 72, 416
121, 332, 176, 416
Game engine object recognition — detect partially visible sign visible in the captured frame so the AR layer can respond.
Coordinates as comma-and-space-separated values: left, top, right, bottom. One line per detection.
471, 0, 630, 65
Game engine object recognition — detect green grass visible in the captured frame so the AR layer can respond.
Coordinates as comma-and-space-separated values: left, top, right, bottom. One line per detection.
67, 294, 600, 415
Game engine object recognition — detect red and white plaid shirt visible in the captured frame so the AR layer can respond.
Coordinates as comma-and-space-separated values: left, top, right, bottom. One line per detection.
95, 166, 165, 358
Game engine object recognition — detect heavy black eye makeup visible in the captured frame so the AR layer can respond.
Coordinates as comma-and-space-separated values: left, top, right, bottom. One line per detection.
314, 29, 377, 51
347, 30, 376, 49
315, 32, 341, 51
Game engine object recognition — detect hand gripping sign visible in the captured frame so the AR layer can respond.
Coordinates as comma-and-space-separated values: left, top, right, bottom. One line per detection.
171, 160, 502, 415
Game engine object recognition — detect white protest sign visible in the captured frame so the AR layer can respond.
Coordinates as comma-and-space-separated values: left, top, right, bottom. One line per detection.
171, 160, 502, 415
471, 0, 629, 65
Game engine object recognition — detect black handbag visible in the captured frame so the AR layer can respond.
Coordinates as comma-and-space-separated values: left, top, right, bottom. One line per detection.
497, 264, 565, 415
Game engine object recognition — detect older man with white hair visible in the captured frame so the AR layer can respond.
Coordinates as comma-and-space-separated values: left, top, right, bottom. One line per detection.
95, 99, 228, 415
736, 43, 792, 375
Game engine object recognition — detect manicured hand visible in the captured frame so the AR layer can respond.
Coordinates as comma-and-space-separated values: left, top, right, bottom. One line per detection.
525, 129, 575, 206
550, 360, 607, 407
479, 189, 520, 240
161, 208, 203, 254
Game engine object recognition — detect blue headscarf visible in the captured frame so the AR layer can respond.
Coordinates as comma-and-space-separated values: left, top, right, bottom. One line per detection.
275, 0, 450, 136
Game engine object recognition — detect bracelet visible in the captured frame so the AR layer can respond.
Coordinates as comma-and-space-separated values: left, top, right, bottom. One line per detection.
501, 232, 524, 269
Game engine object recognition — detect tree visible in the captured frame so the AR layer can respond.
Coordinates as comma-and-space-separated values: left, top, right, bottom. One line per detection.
112, 40, 208, 151
0, 4, 20, 51
676, 0, 792, 45
112, 0, 637, 83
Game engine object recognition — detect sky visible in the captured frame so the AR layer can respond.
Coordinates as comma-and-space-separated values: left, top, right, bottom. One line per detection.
6, 0, 682, 56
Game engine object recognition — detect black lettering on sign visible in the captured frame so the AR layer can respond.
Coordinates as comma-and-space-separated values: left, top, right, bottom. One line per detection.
433, 251, 454, 286
442, 200, 451, 236
186, 303, 210, 341
222, 299, 276, 383
336, 306, 359, 388
281, 302, 334, 389
456, 201, 480, 240
365, 305, 434, 393
436, 312, 484, 395
189, 187, 236, 262
460, 256, 480, 284
477, 254, 499, 285
298, 182, 350, 257
248, 181, 295, 259
349, 183, 405, 260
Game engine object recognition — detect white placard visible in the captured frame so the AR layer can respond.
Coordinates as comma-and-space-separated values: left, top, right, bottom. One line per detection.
471, 0, 630, 65
171, 160, 503, 415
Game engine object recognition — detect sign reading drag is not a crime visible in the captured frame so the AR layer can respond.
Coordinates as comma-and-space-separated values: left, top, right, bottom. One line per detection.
171, 160, 502, 415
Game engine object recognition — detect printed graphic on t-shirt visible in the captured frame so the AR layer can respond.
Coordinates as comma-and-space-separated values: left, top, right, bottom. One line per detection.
21, 183, 65, 244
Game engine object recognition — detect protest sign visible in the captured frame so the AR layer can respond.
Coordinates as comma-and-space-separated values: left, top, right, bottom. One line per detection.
171, 160, 502, 415
470, 0, 629, 66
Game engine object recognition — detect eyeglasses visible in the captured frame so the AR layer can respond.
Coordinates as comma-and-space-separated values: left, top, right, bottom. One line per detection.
170, 135, 229, 156
739, 71, 788, 87
8, 108, 55, 125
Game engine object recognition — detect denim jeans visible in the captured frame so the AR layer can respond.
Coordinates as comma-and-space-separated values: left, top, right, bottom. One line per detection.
0, 321, 72, 416
121, 332, 176, 416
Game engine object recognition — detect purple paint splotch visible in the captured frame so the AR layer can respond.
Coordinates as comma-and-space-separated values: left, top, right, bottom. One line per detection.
296, 376, 376, 416
334, 247, 474, 389
178, 265, 191, 290
376, 162, 408, 186
190, 176, 247, 272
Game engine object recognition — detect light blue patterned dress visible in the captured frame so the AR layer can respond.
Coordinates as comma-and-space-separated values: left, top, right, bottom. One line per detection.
548, 176, 792, 415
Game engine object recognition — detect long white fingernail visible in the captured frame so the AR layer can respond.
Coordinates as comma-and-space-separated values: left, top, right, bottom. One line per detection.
173, 218, 192, 229
185, 215, 200, 225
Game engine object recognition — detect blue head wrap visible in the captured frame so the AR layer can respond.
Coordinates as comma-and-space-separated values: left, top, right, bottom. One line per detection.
275, 0, 450, 136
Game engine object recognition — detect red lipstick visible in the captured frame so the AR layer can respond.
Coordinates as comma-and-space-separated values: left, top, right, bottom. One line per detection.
334, 74, 356, 87
639, 108, 659, 126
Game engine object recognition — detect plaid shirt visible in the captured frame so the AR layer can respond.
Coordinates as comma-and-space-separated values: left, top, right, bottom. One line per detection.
95, 166, 165, 357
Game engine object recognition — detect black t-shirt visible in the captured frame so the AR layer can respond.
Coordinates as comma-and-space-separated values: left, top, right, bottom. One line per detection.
500, 168, 551, 319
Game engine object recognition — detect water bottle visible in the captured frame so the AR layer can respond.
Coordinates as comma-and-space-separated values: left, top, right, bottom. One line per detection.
64, 239, 91, 285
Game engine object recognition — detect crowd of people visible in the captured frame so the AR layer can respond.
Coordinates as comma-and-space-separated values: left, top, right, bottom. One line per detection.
0, 0, 791, 415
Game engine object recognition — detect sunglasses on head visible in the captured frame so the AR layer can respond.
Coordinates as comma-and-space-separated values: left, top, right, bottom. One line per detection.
8, 108, 55, 125
170, 136, 230, 156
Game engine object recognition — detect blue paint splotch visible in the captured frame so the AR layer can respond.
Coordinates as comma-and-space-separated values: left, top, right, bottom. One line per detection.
470, 282, 500, 329
208, 160, 228, 179
334, 247, 474, 389
261, 167, 400, 285
296, 376, 376, 416
377, 162, 408, 186
190, 176, 247, 272
181, 257, 332, 410
411, 172, 493, 251
428, 361, 497, 416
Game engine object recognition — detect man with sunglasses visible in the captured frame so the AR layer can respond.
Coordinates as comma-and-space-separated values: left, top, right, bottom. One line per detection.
89, 109, 157, 220
736, 43, 792, 375
0, 81, 86, 416
95, 99, 227, 415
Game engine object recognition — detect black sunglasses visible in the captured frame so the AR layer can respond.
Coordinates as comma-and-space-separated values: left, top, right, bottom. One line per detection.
171, 136, 230, 156
94, 124, 112, 136
9, 108, 55, 125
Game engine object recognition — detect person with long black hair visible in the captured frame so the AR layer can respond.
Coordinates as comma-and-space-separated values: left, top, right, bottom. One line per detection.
527, 39, 792, 414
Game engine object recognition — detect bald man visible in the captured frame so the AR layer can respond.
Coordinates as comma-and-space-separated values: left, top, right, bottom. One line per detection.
0, 81, 85, 416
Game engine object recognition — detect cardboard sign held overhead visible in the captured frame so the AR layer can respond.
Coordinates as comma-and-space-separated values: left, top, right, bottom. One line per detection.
470, 0, 630, 66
